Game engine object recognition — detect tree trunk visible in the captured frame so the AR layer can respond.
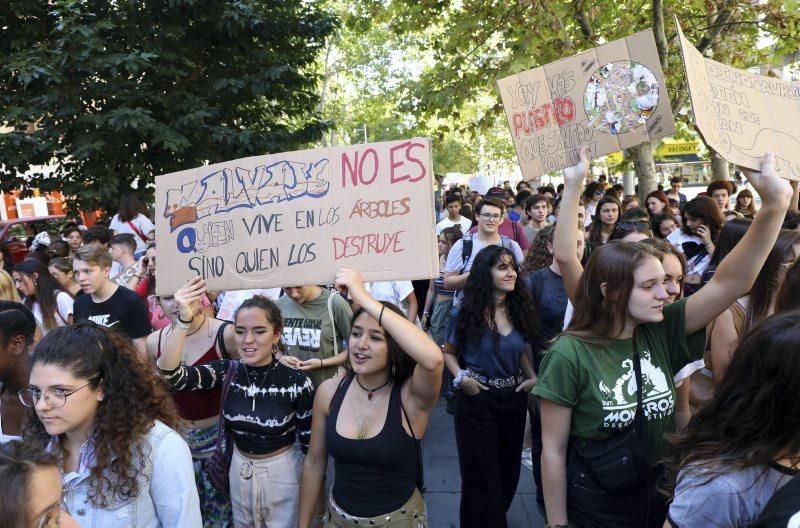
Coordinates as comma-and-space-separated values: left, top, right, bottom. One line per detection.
627, 142, 658, 200
708, 146, 730, 181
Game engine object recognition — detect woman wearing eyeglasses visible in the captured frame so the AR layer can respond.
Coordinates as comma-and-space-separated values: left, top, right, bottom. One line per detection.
0, 440, 80, 528
21, 323, 201, 527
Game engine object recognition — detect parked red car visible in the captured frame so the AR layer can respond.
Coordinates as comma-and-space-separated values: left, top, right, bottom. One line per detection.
0, 215, 67, 264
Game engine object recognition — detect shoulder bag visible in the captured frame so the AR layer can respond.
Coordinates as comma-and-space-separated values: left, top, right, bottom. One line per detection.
569, 343, 649, 493
204, 360, 239, 494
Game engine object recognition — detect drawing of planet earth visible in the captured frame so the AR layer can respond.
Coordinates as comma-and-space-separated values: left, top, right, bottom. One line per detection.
584, 61, 658, 134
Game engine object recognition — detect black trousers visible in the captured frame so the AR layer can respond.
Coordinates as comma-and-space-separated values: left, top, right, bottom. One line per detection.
454, 387, 528, 528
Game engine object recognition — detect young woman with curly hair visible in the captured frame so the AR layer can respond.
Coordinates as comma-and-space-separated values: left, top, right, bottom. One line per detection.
665, 311, 800, 527
519, 225, 557, 278
12, 259, 73, 335
535, 148, 791, 528
444, 245, 539, 527
21, 323, 201, 527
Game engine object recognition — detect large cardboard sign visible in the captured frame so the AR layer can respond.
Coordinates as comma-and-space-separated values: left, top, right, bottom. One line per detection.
497, 29, 676, 181
154, 139, 439, 295
677, 22, 800, 181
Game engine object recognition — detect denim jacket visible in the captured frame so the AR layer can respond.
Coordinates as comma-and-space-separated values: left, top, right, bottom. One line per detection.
57, 420, 202, 527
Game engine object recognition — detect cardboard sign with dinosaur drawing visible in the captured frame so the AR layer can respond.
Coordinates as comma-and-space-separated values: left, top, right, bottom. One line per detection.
497, 28, 676, 181
677, 21, 800, 181
154, 138, 438, 295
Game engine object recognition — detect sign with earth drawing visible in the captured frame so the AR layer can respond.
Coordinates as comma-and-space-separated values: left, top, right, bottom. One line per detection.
497, 29, 676, 181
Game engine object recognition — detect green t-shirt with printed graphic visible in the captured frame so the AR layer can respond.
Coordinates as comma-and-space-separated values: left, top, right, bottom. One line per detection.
532, 298, 705, 465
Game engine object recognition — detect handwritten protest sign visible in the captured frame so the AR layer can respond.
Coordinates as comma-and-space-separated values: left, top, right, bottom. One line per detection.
677, 22, 800, 181
154, 139, 438, 295
497, 29, 675, 181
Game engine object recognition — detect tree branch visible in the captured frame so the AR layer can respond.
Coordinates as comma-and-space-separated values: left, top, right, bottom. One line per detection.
572, 0, 595, 43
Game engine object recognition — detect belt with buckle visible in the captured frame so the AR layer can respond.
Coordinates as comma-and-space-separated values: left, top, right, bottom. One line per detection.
465, 369, 523, 389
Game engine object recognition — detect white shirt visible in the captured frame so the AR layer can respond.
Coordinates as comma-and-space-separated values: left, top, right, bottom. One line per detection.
31, 291, 74, 335
365, 281, 415, 315
436, 216, 472, 235
109, 213, 155, 255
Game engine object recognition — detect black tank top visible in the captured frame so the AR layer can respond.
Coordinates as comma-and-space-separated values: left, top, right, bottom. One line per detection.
326, 375, 418, 517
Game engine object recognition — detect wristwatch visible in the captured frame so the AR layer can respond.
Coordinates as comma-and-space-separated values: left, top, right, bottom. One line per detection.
453, 369, 468, 388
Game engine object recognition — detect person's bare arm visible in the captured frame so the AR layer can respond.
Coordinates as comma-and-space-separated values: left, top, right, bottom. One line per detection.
540, 399, 573, 525
553, 146, 591, 302
685, 153, 791, 334
298, 377, 335, 528
708, 309, 738, 386
443, 270, 469, 290
337, 269, 443, 417
404, 291, 419, 323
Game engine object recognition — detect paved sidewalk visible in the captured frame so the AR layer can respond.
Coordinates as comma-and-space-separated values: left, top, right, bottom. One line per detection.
423, 399, 546, 528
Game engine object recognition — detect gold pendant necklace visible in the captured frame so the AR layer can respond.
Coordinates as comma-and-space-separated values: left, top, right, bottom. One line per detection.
354, 391, 385, 440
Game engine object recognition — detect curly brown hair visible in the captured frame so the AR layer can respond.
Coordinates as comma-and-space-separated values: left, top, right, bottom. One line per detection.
519, 225, 556, 278
23, 323, 178, 508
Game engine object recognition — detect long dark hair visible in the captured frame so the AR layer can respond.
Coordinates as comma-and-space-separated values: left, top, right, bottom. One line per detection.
456, 245, 538, 346
708, 218, 751, 268
651, 213, 676, 239
664, 311, 800, 496
682, 196, 724, 242
568, 241, 660, 344
117, 194, 147, 222
587, 196, 621, 247
347, 302, 416, 385
776, 255, 800, 312
519, 225, 556, 278
23, 323, 178, 508
0, 441, 59, 528
744, 229, 800, 331
12, 259, 70, 331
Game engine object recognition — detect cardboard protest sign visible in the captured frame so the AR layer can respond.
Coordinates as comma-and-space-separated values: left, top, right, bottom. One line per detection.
497, 29, 675, 181
677, 22, 800, 181
154, 139, 438, 295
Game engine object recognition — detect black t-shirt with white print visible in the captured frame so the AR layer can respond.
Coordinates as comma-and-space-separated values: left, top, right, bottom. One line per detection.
73, 285, 151, 339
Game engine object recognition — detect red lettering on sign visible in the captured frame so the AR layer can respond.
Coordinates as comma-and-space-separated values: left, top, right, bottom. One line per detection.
389, 142, 426, 184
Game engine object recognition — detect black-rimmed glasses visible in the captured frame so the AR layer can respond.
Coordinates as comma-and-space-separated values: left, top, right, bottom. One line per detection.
18, 383, 92, 409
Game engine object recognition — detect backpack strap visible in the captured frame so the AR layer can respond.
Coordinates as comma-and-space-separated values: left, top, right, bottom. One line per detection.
499, 234, 511, 249
215, 321, 231, 360
511, 219, 518, 240
460, 234, 473, 274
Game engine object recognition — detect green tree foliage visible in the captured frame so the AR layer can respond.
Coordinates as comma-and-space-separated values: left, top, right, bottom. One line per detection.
0, 1, 336, 212
360, 0, 798, 188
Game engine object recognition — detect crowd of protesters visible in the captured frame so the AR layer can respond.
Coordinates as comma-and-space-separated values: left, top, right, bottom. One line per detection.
1, 151, 799, 528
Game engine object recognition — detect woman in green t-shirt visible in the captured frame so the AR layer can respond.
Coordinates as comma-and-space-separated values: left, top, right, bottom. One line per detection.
533, 147, 792, 528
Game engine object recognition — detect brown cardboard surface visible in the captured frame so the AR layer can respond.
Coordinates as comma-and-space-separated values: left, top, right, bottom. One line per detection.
498, 28, 675, 180
154, 138, 439, 295
677, 21, 800, 181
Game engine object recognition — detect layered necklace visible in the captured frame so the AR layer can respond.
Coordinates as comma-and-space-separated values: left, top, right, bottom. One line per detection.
243, 359, 277, 412
354, 376, 392, 440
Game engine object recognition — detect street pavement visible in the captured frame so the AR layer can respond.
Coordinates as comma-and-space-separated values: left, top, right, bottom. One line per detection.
422, 399, 546, 528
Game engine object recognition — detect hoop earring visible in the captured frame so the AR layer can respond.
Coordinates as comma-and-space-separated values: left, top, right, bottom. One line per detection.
272, 343, 278, 355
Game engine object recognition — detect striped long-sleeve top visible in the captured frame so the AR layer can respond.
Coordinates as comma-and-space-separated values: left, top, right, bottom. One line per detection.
160, 359, 314, 454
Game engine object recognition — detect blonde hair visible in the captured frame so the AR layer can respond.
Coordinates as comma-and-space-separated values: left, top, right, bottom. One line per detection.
0, 269, 20, 302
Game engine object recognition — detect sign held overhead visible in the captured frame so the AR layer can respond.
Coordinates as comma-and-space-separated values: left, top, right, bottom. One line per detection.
154, 139, 439, 295
497, 28, 676, 181
676, 20, 800, 181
